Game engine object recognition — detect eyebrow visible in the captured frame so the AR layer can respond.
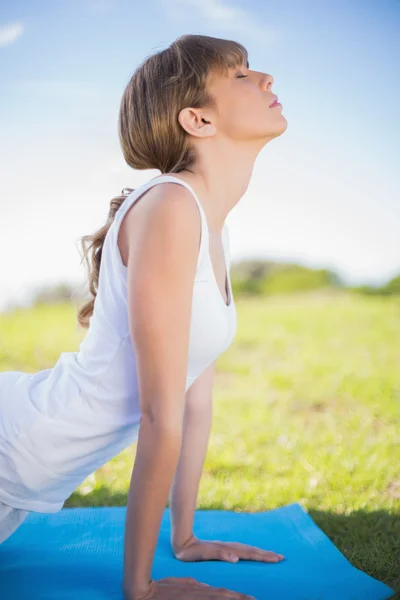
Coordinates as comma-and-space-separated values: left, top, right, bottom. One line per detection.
235, 60, 249, 70
230, 60, 250, 74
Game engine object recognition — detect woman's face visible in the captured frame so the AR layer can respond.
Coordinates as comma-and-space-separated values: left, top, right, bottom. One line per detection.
206, 60, 287, 143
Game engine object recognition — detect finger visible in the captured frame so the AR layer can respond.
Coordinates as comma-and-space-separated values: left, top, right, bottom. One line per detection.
161, 576, 210, 587
226, 541, 282, 557
218, 543, 284, 562
185, 577, 210, 585
257, 551, 285, 562
184, 577, 211, 586
234, 550, 284, 562
234, 544, 284, 561
199, 586, 253, 599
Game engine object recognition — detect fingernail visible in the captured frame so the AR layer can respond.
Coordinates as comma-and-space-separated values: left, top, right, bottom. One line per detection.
228, 553, 239, 561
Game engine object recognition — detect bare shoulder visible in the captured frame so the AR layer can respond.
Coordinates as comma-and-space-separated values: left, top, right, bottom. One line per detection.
119, 181, 200, 268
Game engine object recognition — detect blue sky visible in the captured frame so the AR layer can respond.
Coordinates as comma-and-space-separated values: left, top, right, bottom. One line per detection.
0, 0, 399, 310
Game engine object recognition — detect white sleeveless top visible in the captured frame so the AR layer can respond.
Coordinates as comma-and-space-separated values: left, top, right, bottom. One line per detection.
0, 175, 237, 513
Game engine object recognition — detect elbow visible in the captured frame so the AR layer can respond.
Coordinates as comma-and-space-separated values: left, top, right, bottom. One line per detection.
140, 411, 183, 438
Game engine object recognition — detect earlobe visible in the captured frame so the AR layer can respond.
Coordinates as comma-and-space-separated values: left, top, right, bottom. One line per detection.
178, 107, 205, 136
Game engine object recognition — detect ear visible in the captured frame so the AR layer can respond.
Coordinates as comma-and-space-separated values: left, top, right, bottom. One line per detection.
178, 106, 216, 139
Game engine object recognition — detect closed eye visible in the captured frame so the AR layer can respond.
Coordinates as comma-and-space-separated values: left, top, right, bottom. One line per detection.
236, 74, 248, 78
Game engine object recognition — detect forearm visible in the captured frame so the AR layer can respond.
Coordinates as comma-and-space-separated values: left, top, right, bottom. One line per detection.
169, 399, 213, 553
123, 414, 182, 596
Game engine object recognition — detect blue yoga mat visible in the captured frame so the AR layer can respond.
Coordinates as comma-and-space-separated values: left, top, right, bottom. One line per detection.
0, 502, 395, 600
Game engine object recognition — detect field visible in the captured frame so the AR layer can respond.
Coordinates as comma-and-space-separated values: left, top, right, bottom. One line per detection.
1, 290, 399, 595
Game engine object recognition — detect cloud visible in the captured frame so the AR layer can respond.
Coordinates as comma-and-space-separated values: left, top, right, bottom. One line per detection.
0, 22, 24, 47
174, 0, 245, 21
160, 0, 279, 44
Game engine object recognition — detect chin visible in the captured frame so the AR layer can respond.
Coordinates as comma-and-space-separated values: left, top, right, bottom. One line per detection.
273, 115, 288, 136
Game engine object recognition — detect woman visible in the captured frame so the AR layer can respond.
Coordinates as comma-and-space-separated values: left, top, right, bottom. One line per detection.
0, 34, 287, 599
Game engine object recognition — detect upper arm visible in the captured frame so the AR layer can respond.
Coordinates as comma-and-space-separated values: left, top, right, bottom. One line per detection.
125, 183, 201, 430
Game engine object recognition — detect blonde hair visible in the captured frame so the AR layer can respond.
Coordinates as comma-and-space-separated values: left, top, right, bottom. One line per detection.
77, 34, 248, 329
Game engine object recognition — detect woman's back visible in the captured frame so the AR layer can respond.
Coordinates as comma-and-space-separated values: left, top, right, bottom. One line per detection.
0, 174, 237, 514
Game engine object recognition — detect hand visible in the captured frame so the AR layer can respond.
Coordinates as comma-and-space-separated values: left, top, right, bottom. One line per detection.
124, 576, 257, 600
173, 534, 285, 563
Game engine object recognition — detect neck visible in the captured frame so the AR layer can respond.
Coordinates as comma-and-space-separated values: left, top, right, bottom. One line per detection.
176, 136, 269, 233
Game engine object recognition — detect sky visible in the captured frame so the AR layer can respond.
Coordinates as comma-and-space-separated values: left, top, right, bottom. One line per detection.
0, 0, 399, 311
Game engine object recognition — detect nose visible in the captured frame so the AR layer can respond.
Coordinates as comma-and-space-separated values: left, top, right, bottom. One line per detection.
262, 73, 274, 90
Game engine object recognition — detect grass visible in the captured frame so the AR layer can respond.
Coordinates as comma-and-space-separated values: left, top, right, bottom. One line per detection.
1, 290, 399, 596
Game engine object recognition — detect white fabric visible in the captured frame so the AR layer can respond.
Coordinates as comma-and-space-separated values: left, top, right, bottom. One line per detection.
0, 500, 30, 545
0, 174, 237, 513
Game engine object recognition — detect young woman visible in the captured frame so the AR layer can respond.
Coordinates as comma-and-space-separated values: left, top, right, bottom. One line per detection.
0, 34, 287, 599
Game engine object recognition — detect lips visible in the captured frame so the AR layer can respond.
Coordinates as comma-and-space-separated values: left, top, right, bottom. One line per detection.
269, 96, 279, 107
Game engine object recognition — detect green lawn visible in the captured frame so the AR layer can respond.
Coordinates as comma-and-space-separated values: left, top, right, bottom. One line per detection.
1, 290, 399, 595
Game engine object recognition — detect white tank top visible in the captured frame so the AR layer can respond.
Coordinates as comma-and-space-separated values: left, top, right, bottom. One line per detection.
0, 174, 237, 513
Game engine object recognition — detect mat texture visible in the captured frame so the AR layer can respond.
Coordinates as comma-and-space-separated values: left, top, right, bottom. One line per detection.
0, 502, 395, 600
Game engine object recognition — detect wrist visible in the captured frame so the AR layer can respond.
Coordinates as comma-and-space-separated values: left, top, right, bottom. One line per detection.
123, 578, 156, 600
171, 532, 197, 555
